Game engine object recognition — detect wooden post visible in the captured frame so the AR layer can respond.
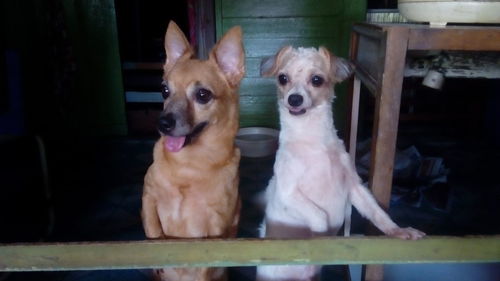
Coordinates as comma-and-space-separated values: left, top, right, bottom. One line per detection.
364, 26, 410, 281
346, 27, 361, 160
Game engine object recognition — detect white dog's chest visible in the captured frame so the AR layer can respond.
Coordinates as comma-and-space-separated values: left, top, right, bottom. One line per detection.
272, 144, 350, 219
280, 142, 347, 180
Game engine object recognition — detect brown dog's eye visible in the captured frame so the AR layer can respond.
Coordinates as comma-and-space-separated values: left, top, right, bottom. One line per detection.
278, 74, 288, 86
196, 88, 213, 104
161, 82, 170, 99
311, 75, 324, 87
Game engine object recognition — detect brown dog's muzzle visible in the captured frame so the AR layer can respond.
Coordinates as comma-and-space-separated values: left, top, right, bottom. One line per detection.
157, 97, 209, 153
158, 96, 192, 137
158, 113, 176, 135
158, 111, 192, 137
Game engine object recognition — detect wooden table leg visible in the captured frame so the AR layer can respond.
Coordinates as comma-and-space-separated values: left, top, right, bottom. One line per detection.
344, 29, 361, 281
363, 26, 410, 281
343, 76, 361, 241
346, 27, 360, 158
348, 77, 361, 162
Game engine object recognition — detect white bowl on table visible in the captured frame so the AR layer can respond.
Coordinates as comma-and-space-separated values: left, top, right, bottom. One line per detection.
398, 0, 500, 26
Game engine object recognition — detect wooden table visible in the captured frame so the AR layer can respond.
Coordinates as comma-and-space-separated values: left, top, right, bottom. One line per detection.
346, 23, 500, 281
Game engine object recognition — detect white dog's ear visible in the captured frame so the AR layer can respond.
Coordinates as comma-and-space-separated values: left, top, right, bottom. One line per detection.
334, 57, 355, 82
164, 21, 194, 73
210, 26, 245, 88
319, 47, 354, 83
260, 45, 293, 77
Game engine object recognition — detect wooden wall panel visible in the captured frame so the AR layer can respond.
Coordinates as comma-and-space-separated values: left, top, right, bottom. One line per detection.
243, 38, 340, 60
223, 18, 341, 39
217, 0, 366, 129
221, 0, 342, 18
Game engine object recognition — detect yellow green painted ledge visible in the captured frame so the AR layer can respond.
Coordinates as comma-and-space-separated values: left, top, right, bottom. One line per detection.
1, 236, 499, 271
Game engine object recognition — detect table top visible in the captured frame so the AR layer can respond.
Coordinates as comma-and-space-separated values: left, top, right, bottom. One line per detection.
353, 22, 500, 51
357, 22, 500, 30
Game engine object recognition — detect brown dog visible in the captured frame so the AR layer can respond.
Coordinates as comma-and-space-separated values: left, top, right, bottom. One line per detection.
141, 21, 244, 281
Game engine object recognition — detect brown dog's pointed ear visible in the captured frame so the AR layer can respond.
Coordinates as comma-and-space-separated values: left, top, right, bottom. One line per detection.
210, 26, 245, 88
260, 45, 293, 77
164, 21, 194, 73
319, 46, 354, 83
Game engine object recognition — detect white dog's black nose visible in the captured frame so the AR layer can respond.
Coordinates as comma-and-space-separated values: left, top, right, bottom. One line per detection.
288, 94, 303, 107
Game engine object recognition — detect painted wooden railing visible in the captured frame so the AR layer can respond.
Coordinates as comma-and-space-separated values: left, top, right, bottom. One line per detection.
1, 236, 499, 271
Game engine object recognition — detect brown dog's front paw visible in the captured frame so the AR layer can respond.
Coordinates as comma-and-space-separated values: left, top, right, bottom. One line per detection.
388, 227, 426, 240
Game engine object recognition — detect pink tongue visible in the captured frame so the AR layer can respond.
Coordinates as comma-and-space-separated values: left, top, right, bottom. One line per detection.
164, 136, 186, 153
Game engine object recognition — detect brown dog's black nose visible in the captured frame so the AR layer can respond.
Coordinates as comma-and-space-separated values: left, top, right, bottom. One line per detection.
158, 113, 176, 134
288, 94, 303, 107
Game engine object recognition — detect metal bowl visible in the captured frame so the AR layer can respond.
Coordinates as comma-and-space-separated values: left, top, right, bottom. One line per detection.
235, 127, 279, 158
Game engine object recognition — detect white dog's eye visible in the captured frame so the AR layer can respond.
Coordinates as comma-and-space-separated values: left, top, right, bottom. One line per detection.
278, 74, 288, 86
311, 75, 324, 87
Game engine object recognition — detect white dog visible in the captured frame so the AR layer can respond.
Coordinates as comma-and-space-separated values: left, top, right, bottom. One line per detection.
256, 46, 425, 281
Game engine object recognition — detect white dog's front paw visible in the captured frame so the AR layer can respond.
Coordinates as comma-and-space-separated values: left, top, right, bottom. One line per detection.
309, 216, 329, 233
387, 227, 426, 240
311, 224, 328, 233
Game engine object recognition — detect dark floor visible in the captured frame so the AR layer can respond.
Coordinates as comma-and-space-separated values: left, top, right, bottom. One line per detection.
0, 133, 499, 281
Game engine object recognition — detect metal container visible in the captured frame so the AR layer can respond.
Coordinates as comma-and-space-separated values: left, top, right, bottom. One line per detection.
422, 69, 445, 90
235, 127, 279, 158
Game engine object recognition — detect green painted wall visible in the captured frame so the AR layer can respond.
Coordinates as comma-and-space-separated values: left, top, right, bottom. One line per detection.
216, 0, 366, 133
62, 0, 127, 136
2, 0, 126, 136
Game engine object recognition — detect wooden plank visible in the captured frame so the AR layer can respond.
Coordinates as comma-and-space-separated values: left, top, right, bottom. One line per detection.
1, 236, 499, 271
125, 91, 163, 103
346, 27, 361, 158
221, 0, 341, 18
404, 52, 500, 79
215, 0, 223, 39
355, 35, 385, 92
407, 26, 500, 51
239, 94, 277, 112
223, 18, 341, 39
368, 26, 409, 210
245, 58, 265, 78
194, 0, 216, 59
62, 0, 128, 135
243, 38, 340, 58
216, 0, 366, 130
344, 0, 368, 20
240, 116, 279, 129
239, 94, 278, 128
348, 77, 361, 161
239, 78, 276, 96
354, 67, 377, 96
365, 26, 410, 281
353, 23, 385, 40
345, 30, 361, 243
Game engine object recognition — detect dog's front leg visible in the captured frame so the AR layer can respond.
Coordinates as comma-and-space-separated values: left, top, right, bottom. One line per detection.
275, 175, 328, 233
141, 192, 163, 239
350, 182, 425, 240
